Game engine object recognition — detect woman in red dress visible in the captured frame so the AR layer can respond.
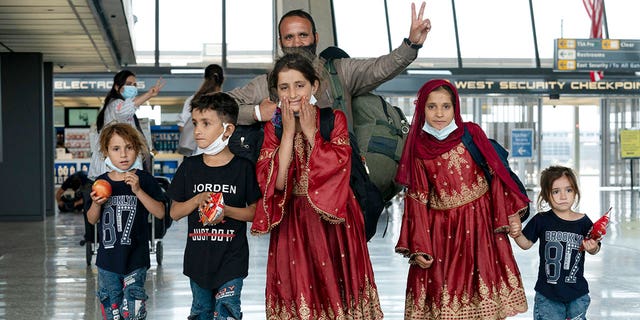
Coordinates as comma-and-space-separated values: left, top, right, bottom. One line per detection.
395, 79, 529, 319
251, 52, 383, 319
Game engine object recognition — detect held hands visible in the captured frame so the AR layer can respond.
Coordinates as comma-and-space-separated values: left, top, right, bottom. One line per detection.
508, 215, 523, 239
408, 2, 431, 46
414, 255, 433, 269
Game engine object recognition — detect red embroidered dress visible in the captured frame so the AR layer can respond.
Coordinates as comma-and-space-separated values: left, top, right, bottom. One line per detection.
252, 108, 383, 319
395, 143, 528, 319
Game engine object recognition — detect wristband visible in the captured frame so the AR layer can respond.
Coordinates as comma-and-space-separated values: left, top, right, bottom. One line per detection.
404, 38, 423, 49
254, 104, 262, 122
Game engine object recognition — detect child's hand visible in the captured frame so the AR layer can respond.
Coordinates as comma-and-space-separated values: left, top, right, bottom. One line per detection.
194, 192, 209, 208
508, 214, 522, 238
280, 98, 296, 138
414, 255, 433, 269
582, 239, 600, 254
299, 96, 317, 142
123, 171, 141, 193
89, 191, 108, 206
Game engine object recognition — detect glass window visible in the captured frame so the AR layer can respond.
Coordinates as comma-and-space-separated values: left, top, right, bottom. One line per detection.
532, 0, 591, 67
387, 0, 458, 68
158, 0, 222, 67
333, 0, 389, 58
131, 0, 156, 66
456, 0, 536, 67
601, 0, 640, 39
226, 0, 274, 68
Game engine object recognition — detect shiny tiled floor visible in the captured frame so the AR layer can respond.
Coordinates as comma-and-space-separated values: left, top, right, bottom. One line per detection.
1, 177, 640, 319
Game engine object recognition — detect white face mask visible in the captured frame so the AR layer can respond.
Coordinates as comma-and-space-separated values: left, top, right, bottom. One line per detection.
195, 123, 229, 156
422, 120, 458, 141
105, 156, 143, 173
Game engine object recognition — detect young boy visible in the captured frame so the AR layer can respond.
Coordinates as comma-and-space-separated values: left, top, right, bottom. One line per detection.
87, 123, 166, 320
169, 92, 261, 320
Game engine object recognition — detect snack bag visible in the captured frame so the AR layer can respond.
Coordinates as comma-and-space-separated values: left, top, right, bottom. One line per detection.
199, 192, 225, 226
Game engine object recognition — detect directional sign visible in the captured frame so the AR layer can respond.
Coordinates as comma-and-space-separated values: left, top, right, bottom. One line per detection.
554, 38, 640, 71
511, 129, 533, 158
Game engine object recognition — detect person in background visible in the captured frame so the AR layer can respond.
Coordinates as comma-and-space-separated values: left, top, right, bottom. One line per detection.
88, 69, 165, 179
87, 123, 166, 320
510, 166, 601, 320
251, 53, 383, 319
394, 79, 529, 319
228, 2, 431, 125
169, 92, 261, 319
56, 170, 91, 213
177, 64, 224, 156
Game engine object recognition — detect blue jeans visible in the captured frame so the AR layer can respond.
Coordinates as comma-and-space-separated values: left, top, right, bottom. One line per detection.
189, 277, 243, 320
534, 292, 591, 320
97, 267, 148, 320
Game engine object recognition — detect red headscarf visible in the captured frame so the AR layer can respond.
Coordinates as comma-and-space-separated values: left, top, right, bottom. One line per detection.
396, 79, 529, 203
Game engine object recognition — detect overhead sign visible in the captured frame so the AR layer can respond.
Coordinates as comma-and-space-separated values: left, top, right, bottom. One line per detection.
620, 129, 640, 159
511, 129, 533, 158
554, 38, 640, 71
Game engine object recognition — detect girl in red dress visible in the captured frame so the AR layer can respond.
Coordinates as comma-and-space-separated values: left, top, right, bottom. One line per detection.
395, 79, 529, 319
251, 52, 383, 319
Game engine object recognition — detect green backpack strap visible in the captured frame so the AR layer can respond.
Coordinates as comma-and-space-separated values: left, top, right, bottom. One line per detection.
323, 58, 353, 131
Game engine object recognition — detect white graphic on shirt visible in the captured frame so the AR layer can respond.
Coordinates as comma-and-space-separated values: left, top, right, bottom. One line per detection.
101, 195, 137, 248
544, 230, 584, 284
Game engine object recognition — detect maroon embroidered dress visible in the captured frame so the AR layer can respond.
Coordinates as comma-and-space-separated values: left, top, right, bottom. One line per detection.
395, 143, 528, 319
251, 108, 383, 319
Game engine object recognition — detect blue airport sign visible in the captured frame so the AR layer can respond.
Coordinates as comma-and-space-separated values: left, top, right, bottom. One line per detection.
511, 129, 533, 158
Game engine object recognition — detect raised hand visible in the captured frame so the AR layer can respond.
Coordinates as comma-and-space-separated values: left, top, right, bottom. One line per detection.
408, 2, 431, 46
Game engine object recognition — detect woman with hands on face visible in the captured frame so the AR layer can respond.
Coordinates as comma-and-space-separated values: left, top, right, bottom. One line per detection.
251, 53, 383, 319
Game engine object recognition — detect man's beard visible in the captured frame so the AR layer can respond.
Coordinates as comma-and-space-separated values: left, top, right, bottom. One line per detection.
282, 43, 317, 56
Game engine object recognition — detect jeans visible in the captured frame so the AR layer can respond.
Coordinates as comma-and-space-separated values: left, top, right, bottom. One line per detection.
534, 292, 591, 320
189, 277, 243, 320
97, 267, 148, 320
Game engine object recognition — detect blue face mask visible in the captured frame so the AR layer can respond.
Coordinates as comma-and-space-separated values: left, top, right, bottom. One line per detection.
422, 120, 458, 141
121, 85, 138, 99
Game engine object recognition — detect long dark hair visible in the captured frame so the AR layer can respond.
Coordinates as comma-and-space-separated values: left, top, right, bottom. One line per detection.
193, 64, 224, 100
96, 70, 135, 131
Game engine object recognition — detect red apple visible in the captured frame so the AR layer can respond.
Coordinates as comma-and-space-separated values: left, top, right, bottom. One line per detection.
92, 179, 112, 198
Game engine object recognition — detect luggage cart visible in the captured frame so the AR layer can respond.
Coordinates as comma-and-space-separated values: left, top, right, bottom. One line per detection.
84, 176, 173, 266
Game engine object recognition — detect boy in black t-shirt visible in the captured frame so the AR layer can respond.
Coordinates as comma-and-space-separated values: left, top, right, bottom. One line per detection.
169, 92, 261, 320
87, 123, 166, 320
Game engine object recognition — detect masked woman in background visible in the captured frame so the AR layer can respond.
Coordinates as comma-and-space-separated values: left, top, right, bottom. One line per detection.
88, 70, 165, 179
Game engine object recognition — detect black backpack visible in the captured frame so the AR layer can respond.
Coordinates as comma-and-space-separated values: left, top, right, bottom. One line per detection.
461, 127, 530, 222
323, 58, 408, 204
274, 108, 385, 241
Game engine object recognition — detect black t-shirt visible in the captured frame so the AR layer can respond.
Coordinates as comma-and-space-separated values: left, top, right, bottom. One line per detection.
95, 170, 164, 274
522, 209, 594, 302
169, 154, 261, 290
